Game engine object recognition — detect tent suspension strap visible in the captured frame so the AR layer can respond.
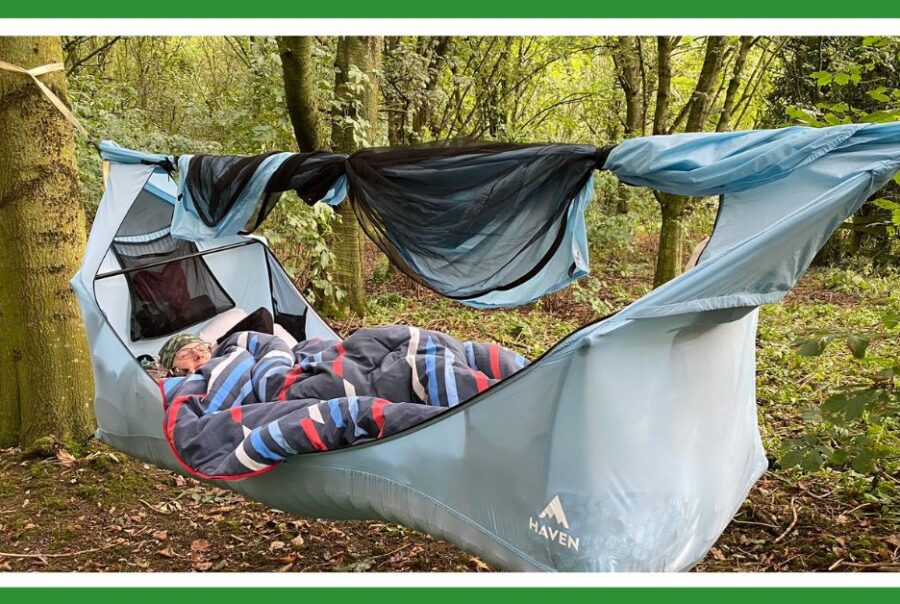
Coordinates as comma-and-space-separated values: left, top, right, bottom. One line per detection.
0, 60, 95, 144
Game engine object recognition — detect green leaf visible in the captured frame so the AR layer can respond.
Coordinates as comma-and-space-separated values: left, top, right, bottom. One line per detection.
785, 106, 823, 127
833, 73, 851, 86
809, 71, 832, 86
851, 450, 875, 474
875, 367, 896, 382
873, 198, 900, 213
867, 87, 891, 102
779, 449, 803, 469
829, 449, 849, 466
822, 389, 876, 423
847, 335, 870, 359
800, 451, 824, 472
842, 390, 875, 421
822, 392, 850, 414
793, 338, 828, 356
861, 109, 900, 123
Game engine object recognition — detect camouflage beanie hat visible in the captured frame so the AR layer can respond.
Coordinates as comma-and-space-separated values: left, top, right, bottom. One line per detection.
159, 333, 206, 370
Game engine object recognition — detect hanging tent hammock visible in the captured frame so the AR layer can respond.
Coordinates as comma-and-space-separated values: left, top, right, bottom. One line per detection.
72, 123, 900, 572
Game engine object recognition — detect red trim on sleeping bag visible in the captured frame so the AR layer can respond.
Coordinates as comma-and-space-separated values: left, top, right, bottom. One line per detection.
472, 369, 490, 393
162, 393, 280, 481
229, 405, 243, 424
333, 342, 345, 377
489, 344, 501, 379
300, 417, 328, 451
277, 365, 303, 401
372, 398, 388, 437
157, 379, 168, 409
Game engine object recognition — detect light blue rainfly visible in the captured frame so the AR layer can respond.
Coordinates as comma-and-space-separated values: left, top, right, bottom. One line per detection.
77, 125, 900, 572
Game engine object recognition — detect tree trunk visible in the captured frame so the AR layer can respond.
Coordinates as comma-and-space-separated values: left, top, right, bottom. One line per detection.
613, 36, 643, 137
328, 36, 381, 317
653, 36, 677, 136
277, 36, 320, 152
612, 36, 643, 214
0, 36, 94, 452
384, 37, 407, 146
411, 37, 451, 141
685, 36, 728, 133
716, 37, 755, 132
651, 36, 728, 287
652, 193, 689, 287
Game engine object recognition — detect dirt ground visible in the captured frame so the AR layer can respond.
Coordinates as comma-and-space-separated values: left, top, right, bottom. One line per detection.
1, 442, 898, 572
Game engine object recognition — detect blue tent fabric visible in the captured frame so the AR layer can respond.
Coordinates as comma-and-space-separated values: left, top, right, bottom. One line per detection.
173, 152, 294, 240
75, 124, 900, 572
345, 143, 606, 307
596, 122, 900, 321
169, 142, 607, 308
171, 151, 349, 241
604, 124, 865, 195
98, 139, 174, 168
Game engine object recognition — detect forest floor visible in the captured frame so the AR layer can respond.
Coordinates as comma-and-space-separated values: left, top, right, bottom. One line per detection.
2, 248, 900, 572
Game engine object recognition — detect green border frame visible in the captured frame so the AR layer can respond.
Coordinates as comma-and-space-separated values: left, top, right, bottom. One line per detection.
4, 2, 900, 18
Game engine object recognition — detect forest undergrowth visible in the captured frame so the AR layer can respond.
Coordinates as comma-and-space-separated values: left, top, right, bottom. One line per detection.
2, 232, 899, 572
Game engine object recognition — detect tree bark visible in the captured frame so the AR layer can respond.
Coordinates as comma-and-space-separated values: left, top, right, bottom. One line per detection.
277, 36, 320, 152
652, 193, 690, 287
613, 36, 643, 138
411, 37, 451, 141
612, 36, 643, 214
651, 36, 728, 287
716, 37, 755, 132
653, 36, 677, 136
0, 36, 94, 452
328, 36, 381, 317
685, 36, 728, 133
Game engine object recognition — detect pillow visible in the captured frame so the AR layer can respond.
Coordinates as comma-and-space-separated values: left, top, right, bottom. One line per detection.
198, 308, 248, 342
198, 307, 298, 349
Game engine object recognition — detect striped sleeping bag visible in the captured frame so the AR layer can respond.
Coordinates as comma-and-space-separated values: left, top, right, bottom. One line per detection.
162, 326, 527, 478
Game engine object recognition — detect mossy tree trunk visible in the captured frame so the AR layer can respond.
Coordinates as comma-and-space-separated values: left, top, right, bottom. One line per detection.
0, 36, 94, 452
652, 192, 690, 287
328, 36, 381, 318
276, 36, 320, 153
612, 36, 643, 215
651, 36, 727, 287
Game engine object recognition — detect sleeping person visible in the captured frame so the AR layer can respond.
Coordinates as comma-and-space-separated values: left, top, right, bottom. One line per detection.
160, 323, 528, 477
157, 306, 291, 377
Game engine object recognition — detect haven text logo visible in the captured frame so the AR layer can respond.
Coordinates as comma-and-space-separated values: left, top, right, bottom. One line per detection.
528, 495, 580, 551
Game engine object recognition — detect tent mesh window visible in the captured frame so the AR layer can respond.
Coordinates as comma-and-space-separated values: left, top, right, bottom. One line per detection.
112, 234, 235, 341
264, 250, 307, 342
117, 188, 178, 237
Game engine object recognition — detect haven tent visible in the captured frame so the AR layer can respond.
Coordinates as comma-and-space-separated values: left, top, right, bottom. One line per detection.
72, 123, 900, 571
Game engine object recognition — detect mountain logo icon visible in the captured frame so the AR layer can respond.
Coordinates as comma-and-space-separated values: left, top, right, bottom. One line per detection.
538, 495, 569, 529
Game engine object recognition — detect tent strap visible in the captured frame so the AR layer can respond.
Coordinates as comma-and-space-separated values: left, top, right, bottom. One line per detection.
0, 60, 94, 143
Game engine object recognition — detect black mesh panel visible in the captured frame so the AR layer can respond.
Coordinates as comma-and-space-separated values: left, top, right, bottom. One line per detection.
116, 189, 175, 238
185, 153, 278, 227
112, 235, 235, 341
345, 142, 612, 299
265, 250, 307, 342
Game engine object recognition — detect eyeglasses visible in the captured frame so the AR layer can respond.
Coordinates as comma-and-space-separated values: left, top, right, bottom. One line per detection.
174, 342, 210, 361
